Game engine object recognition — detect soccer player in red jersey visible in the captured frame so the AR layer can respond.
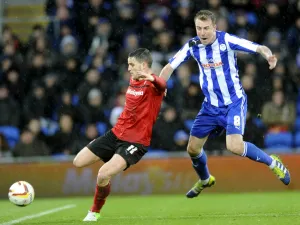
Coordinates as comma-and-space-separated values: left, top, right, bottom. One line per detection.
73, 48, 166, 221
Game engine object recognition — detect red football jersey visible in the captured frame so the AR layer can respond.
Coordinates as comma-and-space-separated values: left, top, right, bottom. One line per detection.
112, 76, 165, 146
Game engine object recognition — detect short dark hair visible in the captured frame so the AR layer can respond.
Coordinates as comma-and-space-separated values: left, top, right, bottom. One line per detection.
128, 48, 152, 67
194, 10, 216, 24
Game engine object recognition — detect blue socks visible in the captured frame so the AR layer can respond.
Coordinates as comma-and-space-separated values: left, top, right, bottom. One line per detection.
191, 142, 273, 184
242, 142, 273, 166
191, 150, 210, 181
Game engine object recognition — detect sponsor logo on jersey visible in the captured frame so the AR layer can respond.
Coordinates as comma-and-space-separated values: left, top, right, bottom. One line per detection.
201, 61, 223, 69
127, 88, 144, 96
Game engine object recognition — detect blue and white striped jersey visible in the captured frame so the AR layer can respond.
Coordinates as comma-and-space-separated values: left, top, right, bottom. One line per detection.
169, 31, 260, 107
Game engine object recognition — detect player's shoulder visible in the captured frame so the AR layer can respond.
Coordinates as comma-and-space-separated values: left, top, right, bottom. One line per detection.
188, 36, 201, 47
222, 31, 245, 41
217, 30, 230, 40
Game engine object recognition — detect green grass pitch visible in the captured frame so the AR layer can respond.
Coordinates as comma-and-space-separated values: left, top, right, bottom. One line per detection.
0, 192, 299, 225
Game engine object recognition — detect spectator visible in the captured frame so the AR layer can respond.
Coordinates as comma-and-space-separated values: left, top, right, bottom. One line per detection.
181, 83, 204, 120
262, 90, 296, 133
79, 88, 109, 125
0, 83, 20, 126
43, 73, 61, 118
77, 68, 101, 105
60, 57, 81, 92
86, 18, 112, 54
241, 75, 261, 116
0, 133, 11, 157
13, 128, 50, 157
287, 16, 300, 58
3, 68, 25, 104
26, 36, 57, 68
151, 106, 185, 151
173, 130, 189, 151
23, 82, 48, 122
243, 113, 265, 147
47, 113, 78, 155
25, 53, 48, 88
27, 118, 47, 143
56, 91, 80, 123
109, 93, 125, 126
71, 123, 98, 155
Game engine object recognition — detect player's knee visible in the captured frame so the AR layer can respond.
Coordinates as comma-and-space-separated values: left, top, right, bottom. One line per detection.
73, 155, 84, 168
226, 140, 244, 155
187, 143, 202, 156
97, 171, 111, 185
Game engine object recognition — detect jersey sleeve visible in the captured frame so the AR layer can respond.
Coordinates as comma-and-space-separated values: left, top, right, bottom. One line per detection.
225, 33, 260, 53
152, 75, 166, 93
168, 42, 191, 69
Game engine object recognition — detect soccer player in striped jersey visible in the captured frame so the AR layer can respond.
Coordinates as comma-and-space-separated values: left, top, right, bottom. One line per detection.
159, 10, 290, 198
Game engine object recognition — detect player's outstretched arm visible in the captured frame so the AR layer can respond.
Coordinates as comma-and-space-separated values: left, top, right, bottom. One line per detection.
256, 45, 278, 70
159, 63, 174, 82
137, 71, 166, 92
137, 71, 155, 82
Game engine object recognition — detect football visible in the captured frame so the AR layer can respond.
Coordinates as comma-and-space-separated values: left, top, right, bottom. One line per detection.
8, 181, 35, 206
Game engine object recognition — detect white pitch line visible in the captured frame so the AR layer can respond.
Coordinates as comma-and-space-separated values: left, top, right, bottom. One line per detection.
0, 204, 76, 225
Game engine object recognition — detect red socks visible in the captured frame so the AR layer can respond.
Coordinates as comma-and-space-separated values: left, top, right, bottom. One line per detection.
90, 182, 111, 213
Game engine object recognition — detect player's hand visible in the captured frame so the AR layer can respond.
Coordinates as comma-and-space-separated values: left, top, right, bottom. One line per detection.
267, 55, 277, 70
164, 89, 167, 97
137, 71, 154, 82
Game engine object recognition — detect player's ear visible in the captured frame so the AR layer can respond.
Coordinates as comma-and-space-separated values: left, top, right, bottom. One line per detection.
142, 61, 147, 70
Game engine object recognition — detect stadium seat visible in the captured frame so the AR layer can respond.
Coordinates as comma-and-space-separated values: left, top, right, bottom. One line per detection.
51, 153, 70, 161
52, 112, 58, 121
40, 118, 59, 136
96, 122, 107, 136
264, 132, 293, 149
295, 132, 300, 148
297, 90, 300, 115
252, 117, 265, 129
0, 126, 20, 148
297, 102, 300, 116
190, 74, 199, 84
295, 117, 300, 132
184, 119, 194, 131
166, 78, 175, 89
72, 94, 79, 106
146, 149, 168, 158
104, 109, 111, 119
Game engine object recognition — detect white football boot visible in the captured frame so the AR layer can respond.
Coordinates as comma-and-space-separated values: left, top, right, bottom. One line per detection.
83, 210, 100, 221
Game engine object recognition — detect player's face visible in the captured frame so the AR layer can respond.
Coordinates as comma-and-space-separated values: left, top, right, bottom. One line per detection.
128, 57, 143, 80
195, 18, 216, 45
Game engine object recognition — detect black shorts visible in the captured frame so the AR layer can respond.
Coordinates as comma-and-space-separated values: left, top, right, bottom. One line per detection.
87, 129, 147, 169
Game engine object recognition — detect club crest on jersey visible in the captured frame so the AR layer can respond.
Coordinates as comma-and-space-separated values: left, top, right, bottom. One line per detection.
127, 88, 144, 96
219, 44, 227, 51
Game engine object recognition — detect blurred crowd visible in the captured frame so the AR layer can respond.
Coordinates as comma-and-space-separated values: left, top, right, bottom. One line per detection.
0, 0, 300, 158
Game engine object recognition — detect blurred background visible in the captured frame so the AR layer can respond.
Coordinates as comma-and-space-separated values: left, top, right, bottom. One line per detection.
0, 0, 299, 158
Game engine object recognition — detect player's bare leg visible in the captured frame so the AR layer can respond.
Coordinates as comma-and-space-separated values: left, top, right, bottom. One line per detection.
226, 134, 290, 185
83, 154, 127, 221
226, 134, 244, 155
186, 135, 215, 198
73, 147, 101, 168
